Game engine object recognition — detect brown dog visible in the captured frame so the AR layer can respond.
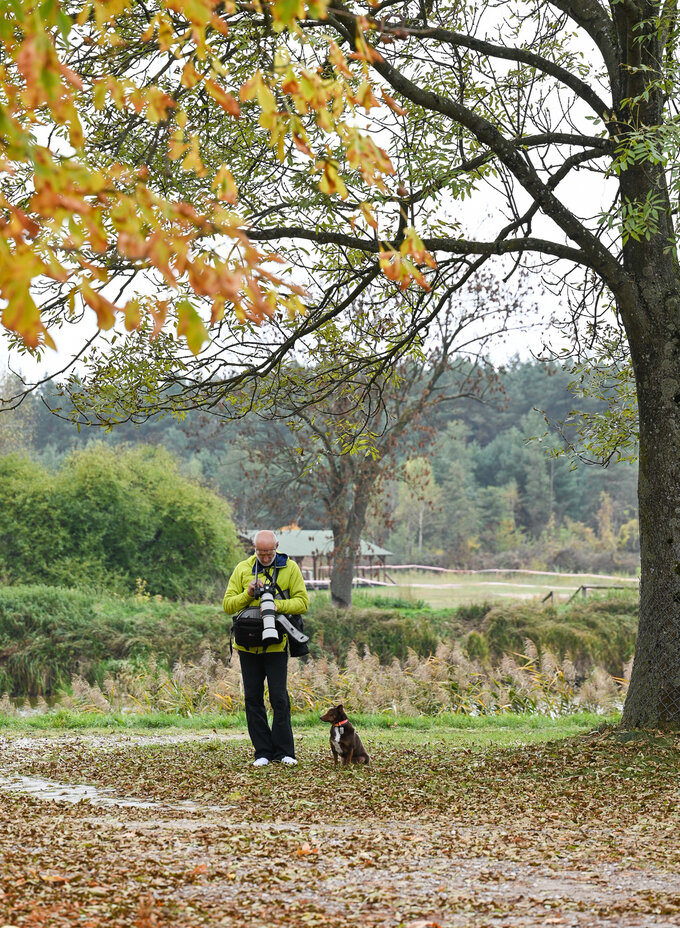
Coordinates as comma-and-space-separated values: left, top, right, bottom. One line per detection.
320, 704, 370, 766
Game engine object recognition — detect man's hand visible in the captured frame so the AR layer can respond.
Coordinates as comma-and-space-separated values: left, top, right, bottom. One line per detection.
247, 579, 262, 597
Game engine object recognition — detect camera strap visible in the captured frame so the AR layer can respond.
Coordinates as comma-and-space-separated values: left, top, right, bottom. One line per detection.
260, 565, 278, 588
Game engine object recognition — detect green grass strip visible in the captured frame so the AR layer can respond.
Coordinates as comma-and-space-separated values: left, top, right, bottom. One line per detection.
0, 708, 619, 733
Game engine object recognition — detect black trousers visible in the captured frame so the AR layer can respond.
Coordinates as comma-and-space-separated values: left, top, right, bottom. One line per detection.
238, 649, 295, 761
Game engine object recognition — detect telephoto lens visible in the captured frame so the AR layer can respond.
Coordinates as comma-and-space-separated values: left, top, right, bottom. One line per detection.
260, 590, 279, 641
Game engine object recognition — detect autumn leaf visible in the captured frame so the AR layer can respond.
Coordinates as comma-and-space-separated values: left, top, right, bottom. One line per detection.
204, 79, 241, 117
381, 87, 407, 116
81, 282, 118, 329
148, 299, 169, 338
359, 201, 378, 229
181, 136, 206, 176
329, 40, 352, 78
271, 0, 307, 32
355, 81, 380, 111
212, 164, 238, 204
400, 227, 437, 269
123, 298, 142, 331
176, 299, 209, 354
39, 871, 73, 884
316, 159, 348, 198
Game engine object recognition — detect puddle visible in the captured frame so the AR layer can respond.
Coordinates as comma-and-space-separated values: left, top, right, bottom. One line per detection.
0, 773, 201, 810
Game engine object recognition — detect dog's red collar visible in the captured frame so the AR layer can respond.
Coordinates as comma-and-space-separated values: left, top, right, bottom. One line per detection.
333, 719, 349, 726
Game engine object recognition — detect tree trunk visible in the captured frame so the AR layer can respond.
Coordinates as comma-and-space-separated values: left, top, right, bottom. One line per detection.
329, 479, 372, 608
621, 276, 680, 727
329, 539, 356, 608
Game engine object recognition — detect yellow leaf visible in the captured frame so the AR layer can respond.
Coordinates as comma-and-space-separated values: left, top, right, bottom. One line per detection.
317, 159, 348, 199
1, 289, 44, 348
123, 298, 141, 330
212, 165, 238, 203
181, 136, 206, 176
146, 88, 176, 123
93, 79, 108, 110
181, 61, 201, 89
177, 299, 209, 354
157, 13, 175, 52
168, 134, 189, 160
240, 71, 264, 102
282, 293, 306, 320
355, 81, 380, 111
329, 41, 352, 78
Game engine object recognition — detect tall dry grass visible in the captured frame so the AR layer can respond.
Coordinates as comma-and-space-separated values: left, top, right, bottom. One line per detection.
11, 642, 628, 718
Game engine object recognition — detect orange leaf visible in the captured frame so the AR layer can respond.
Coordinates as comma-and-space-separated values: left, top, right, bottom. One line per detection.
204, 79, 241, 117
81, 283, 117, 329
149, 300, 169, 338
295, 842, 319, 856
381, 87, 407, 116
39, 871, 73, 884
117, 232, 149, 260
57, 62, 83, 90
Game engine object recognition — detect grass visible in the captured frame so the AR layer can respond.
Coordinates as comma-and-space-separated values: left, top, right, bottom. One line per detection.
0, 709, 618, 748
350, 568, 639, 608
0, 581, 639, 698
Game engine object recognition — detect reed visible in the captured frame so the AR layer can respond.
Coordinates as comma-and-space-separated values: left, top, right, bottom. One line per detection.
3, 641, 626, 719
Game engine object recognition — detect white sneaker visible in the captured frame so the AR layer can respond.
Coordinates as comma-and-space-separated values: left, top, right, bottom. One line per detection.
253, 757, 270, 767
280, 756, 297, 766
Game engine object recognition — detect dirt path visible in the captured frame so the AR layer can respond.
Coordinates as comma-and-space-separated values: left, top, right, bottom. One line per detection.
0, 729, 679, 927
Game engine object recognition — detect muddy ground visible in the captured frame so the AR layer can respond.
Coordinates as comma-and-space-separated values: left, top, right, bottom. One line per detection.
0, 727, 679, 927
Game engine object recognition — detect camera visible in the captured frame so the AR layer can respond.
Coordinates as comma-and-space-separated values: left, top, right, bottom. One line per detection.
250, 581, 275, 599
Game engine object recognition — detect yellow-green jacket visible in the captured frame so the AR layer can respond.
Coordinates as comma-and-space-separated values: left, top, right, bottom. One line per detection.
223, 553, 309, 653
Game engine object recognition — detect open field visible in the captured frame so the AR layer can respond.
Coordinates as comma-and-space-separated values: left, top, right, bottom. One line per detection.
1, 717, 679, 927
340, 569, 640, 609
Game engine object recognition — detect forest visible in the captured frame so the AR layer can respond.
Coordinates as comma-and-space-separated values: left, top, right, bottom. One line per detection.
1, 357, 639, 598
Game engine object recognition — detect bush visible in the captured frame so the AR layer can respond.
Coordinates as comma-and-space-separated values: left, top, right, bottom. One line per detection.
0, 455, 68, 585
305, 602, 440, 662
0, 585, 230, 696
481, 596, 637, 675
0, 444, 244, 599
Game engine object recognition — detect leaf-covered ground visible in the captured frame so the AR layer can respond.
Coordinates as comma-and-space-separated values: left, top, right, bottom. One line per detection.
0, 725, 679, 927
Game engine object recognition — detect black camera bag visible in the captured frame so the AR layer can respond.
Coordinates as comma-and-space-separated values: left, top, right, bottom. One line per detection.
287, 614, 310, 658
232, 605, 275, 649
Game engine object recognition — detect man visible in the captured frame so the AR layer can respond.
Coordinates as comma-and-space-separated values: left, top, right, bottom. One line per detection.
223, 530, 309, 767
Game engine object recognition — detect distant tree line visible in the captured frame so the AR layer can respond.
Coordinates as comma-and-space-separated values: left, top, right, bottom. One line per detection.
0, 359, 639, 593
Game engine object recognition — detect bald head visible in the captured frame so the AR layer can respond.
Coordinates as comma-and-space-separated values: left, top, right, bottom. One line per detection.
254, 530, 278, 566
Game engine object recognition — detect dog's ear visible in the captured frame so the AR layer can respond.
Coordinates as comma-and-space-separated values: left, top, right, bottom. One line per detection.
336, 703, 344, 714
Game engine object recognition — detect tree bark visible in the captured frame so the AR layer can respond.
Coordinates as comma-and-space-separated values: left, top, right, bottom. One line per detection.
329, 467, 374, 608
621, 282, 680, 727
